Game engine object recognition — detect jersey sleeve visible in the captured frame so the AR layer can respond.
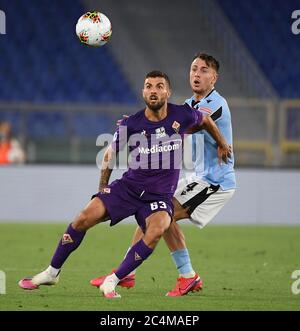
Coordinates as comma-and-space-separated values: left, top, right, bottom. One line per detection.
111, 117, 130, 153
198, 98, 228, 123
183, 103, 203, 129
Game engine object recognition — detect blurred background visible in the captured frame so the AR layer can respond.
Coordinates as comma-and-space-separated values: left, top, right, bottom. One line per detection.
0, 0, 300, 224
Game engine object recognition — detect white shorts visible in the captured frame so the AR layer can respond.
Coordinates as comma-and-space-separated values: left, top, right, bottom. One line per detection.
174, 175, 235, 229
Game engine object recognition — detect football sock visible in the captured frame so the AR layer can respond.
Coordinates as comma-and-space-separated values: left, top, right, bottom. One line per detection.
50, 223, 86, 269
115, 240, 153, 280
123, 246, 136, 275
180, 271, 196, 278
171, 248, 196, 278
46, 265, 60, 278
103, 273, 121, 290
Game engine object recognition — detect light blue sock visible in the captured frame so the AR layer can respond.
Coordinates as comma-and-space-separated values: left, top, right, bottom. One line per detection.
171, 248, 194, 276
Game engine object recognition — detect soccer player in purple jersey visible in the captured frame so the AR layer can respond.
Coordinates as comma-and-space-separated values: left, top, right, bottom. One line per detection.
91, 53, 235, 297
18, 70, 230, 298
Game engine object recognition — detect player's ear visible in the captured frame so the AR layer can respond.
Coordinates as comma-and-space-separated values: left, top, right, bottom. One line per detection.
212, 72, 218, 85
167, 88, 172, 98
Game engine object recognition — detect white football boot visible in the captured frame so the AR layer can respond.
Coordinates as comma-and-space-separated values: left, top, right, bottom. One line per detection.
99, 274, 121, 299
19, 268, 59, 290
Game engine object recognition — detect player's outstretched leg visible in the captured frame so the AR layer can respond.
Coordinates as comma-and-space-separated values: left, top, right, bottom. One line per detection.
99, 211, 171, 298
18, 197, 108, 290
99, 239, 153, 298
90, 227, 143, 288
164, 209, 203, 296
92, 220, 202, 296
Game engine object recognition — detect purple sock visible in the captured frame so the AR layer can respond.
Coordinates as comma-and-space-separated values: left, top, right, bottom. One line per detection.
50, 223, 86, 269
115, 239, 153, 280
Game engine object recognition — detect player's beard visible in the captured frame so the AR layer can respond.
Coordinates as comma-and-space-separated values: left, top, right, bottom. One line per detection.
145, 98, 165, 112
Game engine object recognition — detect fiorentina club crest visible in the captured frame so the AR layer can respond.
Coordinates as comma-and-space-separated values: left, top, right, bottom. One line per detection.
62, 234, 73, 245
172, 121, 180, 133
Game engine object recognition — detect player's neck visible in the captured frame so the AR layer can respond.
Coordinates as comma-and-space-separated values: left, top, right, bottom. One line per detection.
194, 87, 214, 101
145, 104, 168, 122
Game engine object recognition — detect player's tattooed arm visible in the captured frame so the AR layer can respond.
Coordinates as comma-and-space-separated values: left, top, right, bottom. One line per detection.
99, 145, 116, 191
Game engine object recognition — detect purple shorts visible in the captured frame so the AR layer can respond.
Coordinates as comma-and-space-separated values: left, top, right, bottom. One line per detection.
92, 179, 173, 233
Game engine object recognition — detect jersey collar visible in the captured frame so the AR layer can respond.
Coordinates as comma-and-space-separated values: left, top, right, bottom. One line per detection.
190, 88, 216, 107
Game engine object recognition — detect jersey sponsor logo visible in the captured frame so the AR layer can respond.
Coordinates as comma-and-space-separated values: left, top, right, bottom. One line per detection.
62, 234, 73, 245
172, 121, 181, 133
155, 127, 166, 139
134, 252, 142, 261
138, 139, 182, 155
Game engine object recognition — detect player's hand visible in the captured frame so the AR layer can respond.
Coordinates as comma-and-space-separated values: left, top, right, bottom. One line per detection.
116, 115, 129, 126
218, 144, 232, 165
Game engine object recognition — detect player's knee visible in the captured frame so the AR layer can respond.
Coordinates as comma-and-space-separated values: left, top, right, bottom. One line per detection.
149, 222, 169, 240
145, 229, 162, 247
144, 222, 170, 248
73, 210, 90, 231
154, 226, 166, 239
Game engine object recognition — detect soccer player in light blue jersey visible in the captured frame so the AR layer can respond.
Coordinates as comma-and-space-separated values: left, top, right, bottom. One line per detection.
91, 53, 236, 296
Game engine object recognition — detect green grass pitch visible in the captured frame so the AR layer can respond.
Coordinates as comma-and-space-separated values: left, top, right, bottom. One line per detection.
0, 223, 299, 311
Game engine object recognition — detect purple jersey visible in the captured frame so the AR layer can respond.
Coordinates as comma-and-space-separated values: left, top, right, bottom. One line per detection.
112, 103, 202, 195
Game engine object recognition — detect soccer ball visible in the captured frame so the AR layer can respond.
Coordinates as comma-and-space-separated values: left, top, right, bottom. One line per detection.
76, 11, 112, 47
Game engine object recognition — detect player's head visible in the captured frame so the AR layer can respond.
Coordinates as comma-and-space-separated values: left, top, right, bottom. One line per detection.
190, 52, 219, 96
143, 70, 171, 112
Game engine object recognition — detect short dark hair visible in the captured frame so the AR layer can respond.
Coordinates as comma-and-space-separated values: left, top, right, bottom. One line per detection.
145, 70, 171, 88
192, 52, 220, 73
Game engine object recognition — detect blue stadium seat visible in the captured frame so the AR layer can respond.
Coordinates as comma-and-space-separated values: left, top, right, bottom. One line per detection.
72, 113, 113, 137
217, 0, 300, 97
27, 112, 67, 138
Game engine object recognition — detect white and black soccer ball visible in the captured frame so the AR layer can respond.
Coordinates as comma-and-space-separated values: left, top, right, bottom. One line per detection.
76, 11, 112, 47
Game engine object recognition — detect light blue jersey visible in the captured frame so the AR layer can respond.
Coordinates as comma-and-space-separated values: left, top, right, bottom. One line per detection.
185, 89, 236, 190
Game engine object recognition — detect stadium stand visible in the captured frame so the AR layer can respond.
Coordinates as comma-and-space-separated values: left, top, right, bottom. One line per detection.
0, 0, 137, 103
0, 0, 138, 162
217, 0, 300, 98
0, 0, 299, 165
